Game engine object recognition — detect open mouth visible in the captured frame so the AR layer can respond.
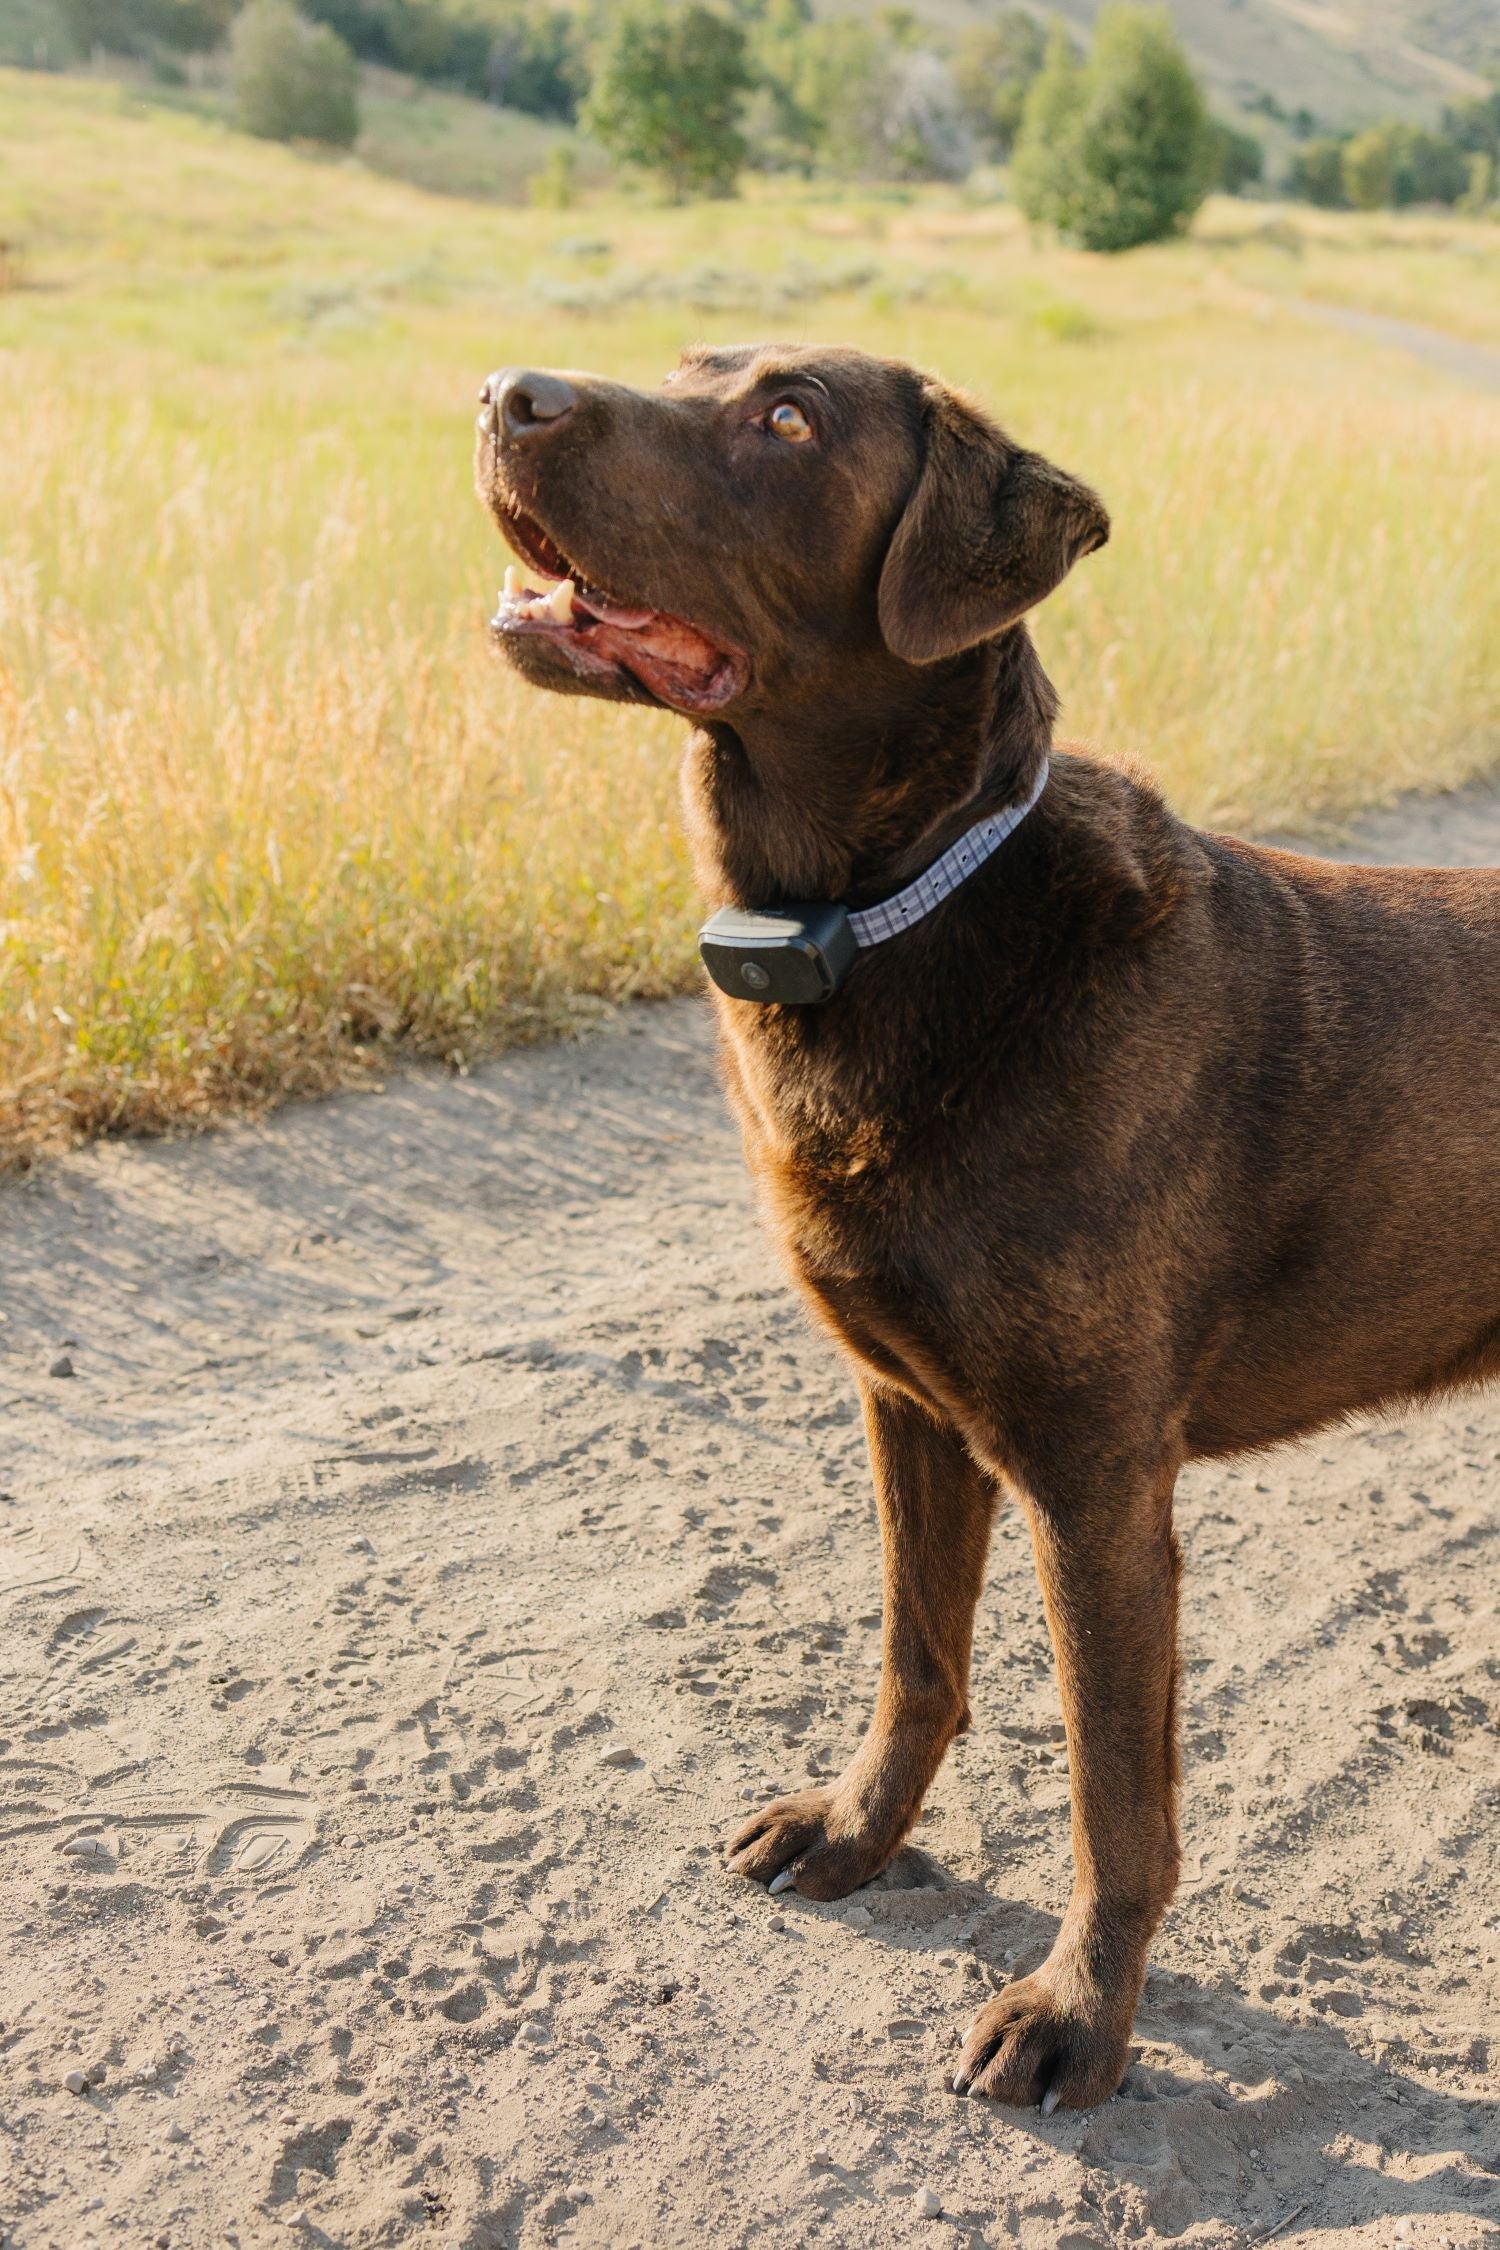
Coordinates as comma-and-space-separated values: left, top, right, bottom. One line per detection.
490, 505, 748, 714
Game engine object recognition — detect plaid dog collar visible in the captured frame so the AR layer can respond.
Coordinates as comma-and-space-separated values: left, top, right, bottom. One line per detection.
698, 757, 1050, 1008
846, 756, 1050, 950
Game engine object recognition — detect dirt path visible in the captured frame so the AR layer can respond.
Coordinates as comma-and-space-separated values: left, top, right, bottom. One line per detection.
2, 786, 1498, 2250
1292, 302, 1500, 393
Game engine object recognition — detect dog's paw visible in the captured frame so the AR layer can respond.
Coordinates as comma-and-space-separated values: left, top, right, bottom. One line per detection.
950, 1973, 1131, 2113
724, 1787, 897, 1901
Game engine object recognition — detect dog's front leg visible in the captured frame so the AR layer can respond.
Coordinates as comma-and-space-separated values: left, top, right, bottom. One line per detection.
726, 1380, 997, 1900
954, 1459, 1182, 2111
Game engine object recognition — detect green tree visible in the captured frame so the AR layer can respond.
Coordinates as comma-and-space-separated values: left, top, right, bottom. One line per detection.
1009, 19, 1087, 235
1210, 119, 1263, 195
1443, 89, 1500, 165
1013, 6, 1214, 251
1288, 134, 1347, 206
484, 4, 587, 122
1341, 125, 1394, 210
58, 0, 233, 59
1396, 126, 1469, 206
953, 9, 1047, 160
1340, 121, 1468, 211
584, 1, 752, 200
1458, 150, 1494, 213
231, 0, 359, 145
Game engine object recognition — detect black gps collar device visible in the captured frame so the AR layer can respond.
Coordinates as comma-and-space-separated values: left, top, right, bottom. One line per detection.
698, 901, 859, 1006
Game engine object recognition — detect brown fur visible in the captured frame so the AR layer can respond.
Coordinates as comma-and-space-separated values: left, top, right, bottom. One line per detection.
475, 345, 1500, 2110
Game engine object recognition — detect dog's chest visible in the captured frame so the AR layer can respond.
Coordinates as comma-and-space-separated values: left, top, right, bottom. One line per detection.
719, 1034, 961, 1376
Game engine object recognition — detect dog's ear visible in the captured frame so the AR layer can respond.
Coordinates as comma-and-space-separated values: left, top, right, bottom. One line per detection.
877, 382, 1109, 664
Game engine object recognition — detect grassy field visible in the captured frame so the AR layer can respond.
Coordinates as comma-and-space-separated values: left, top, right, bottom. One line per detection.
1, 70, 1497, 1165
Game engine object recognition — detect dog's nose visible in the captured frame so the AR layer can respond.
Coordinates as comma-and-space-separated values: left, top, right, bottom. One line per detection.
479, 368, 578, 441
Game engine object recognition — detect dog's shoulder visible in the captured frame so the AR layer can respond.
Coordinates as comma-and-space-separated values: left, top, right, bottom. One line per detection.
1038, 746, 1210, 946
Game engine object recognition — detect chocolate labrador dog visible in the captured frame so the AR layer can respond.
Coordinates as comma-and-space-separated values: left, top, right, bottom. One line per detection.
474, 344, 1500, 2112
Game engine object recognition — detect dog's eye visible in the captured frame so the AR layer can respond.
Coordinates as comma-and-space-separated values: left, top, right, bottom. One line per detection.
767, 400, 814, 445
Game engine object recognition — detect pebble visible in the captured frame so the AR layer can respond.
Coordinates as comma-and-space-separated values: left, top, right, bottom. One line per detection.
845, 1905, 872, 1928
165, 2122, 190, 2144
63, 2069, 88, 2095
49, 1354, 76, 1379
768, 1915, 785, 1933
599, 1745, 639, 1768
915, 2187, 943, 2219
60, 1835, 109, 1860
347, 1535, 375, 1555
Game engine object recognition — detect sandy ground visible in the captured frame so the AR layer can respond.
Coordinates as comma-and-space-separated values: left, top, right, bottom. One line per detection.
2, 780, 1498, 2250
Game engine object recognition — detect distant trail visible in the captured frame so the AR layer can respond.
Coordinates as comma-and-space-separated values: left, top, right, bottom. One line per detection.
1267, 769, 1500, 867
1294, 298, 1500, 393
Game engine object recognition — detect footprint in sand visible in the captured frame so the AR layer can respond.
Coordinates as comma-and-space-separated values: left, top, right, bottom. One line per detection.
28, 1778, 318, 1885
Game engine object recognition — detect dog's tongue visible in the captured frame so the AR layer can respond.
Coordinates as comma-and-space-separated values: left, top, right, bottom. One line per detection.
576, 587, 657, 631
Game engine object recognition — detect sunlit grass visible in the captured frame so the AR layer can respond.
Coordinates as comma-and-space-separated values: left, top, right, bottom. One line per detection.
1, 70, 1497, 1165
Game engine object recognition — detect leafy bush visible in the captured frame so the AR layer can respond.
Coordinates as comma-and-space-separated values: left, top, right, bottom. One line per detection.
1289, 117, 1475, 212
1288, 136, 1347, 207
1343, 121, 1469, 210
1211, 120, 1264, 195
1443, 89, 1500, 165
1340, 125, 1396, 211
1391, 125, 1471, 205
1012, 4, 1215, 251
231, 0, 359, 145
1459, 151, 1494, 213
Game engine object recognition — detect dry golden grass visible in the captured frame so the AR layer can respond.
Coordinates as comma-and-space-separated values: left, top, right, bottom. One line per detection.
1, 71, 1497, 1165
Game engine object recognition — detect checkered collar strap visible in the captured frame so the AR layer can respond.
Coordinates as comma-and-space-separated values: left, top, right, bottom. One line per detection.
846, 757, 1050, 950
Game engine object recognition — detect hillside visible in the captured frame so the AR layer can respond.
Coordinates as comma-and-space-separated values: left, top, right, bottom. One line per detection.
3, 0, 1494, 157
892, 0, 1492, 127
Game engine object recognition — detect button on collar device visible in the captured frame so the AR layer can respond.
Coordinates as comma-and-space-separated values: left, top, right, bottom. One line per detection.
697, 758, 1050, 1006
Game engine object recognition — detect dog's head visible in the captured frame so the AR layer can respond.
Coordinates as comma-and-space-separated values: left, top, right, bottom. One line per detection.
473, 344, 1108, 725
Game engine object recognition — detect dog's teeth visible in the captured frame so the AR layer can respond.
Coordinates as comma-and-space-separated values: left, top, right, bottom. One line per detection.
768, 1868, 796, 1895
547, 578, 576, 623
503, 566, 522, 602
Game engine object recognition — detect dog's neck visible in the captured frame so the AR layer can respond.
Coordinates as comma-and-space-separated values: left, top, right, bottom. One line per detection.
682, 625, 1057, 913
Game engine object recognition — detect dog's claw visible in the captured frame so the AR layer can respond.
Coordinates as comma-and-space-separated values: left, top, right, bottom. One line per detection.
768, 1867, 797, 1895
1040, 2078, 1062, 2117
951, 2066, 970, 2097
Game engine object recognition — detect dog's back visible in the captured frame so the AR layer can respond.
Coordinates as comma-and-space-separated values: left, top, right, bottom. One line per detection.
1180, 832, 1500, 1449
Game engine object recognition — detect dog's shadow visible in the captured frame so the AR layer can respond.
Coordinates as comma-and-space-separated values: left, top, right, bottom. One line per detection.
837, 1851, 1500, 2242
